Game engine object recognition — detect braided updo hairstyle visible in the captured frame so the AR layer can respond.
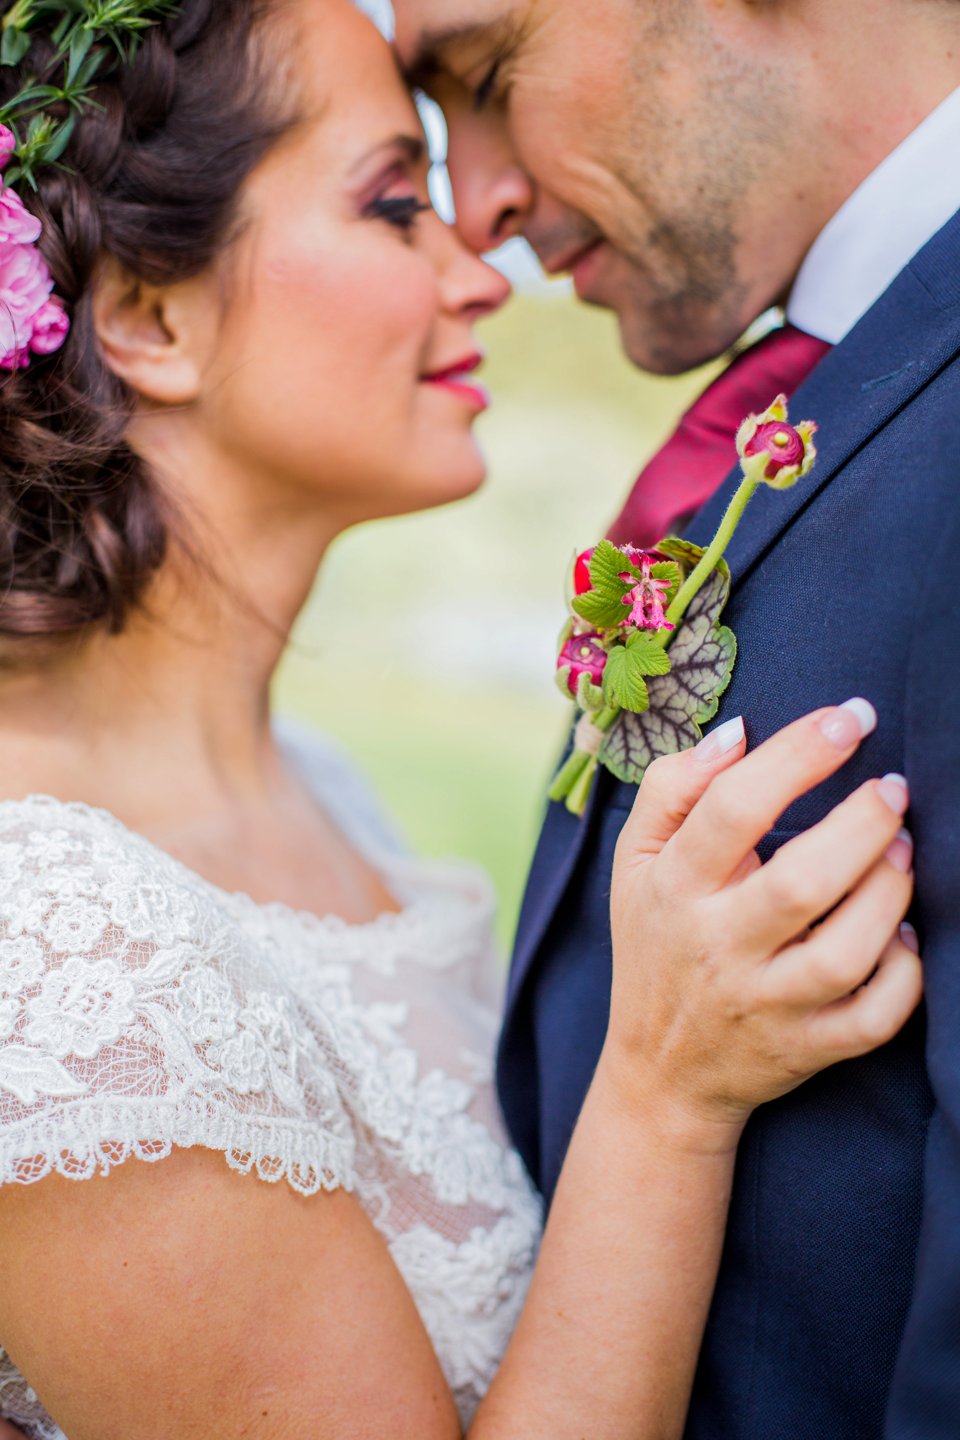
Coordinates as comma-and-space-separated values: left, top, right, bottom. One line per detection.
0, 0, 289, 653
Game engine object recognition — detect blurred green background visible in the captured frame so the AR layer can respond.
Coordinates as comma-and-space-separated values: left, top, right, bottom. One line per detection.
274, 286, 715, 947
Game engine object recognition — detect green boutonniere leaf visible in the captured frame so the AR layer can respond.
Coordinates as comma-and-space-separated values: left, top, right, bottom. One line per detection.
572, 589, 628, 629
625, 630, 673, 675
588, 539, 636, 596
649, 559, 682, 607
599, 546, 736, 784
574, 671, 602, 710
602, 644, 651, 712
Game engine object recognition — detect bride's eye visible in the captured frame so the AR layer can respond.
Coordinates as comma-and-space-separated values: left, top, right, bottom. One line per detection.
365, 195, 432, 232
472, 58, 502, 113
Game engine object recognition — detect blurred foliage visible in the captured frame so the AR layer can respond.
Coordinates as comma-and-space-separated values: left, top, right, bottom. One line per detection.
274, 288, 717, 948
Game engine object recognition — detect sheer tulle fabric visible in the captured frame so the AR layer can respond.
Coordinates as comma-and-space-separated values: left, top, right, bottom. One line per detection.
0, 741, 541, 1435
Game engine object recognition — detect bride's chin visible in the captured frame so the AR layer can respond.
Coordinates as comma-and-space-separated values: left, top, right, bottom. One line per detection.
437, 446, 489, 505
371, 450, 489, 522
413, 435, 489, 507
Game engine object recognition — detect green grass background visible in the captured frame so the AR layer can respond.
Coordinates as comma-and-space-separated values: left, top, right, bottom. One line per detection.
274, 290, 715, 948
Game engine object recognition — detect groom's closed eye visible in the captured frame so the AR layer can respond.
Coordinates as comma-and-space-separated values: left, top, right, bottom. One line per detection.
400, 15, 523, 95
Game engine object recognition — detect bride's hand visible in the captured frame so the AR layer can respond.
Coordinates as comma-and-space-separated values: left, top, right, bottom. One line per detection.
606, 701, 921, 1146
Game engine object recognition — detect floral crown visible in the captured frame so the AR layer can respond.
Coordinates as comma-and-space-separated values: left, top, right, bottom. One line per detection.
0, 1, 181, 371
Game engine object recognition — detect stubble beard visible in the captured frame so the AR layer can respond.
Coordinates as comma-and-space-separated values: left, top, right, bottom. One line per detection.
610, 9, 791, 373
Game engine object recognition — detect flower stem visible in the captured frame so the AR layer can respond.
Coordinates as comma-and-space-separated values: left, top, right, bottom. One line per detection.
548, 706, 621, 804
664, 476, 758, 631
567, 758, 598, 816
548, 748, 591, 803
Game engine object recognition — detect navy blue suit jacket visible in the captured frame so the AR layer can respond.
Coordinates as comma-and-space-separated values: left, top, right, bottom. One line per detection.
498, 207, 960, 1439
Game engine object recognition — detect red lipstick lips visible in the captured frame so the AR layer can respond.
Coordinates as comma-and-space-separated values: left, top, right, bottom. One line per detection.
421, 352, 490, 411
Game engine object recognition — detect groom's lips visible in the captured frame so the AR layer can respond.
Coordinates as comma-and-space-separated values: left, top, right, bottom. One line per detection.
570, 240, 608, 300
543, 238, 605, 286
421, 352, 490, 411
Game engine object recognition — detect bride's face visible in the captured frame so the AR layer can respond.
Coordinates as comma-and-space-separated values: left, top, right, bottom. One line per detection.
194, 0, 509, 526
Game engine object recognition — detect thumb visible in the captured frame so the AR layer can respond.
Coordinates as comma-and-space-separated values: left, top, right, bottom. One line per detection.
618, 715, 747, 860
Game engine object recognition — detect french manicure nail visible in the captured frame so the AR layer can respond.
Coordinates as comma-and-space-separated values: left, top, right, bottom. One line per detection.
885, 828, 913, 873
900, 922, 920, 955
878, 773, 909, 816
695, 715, 745, 764
820, 697, 878, 749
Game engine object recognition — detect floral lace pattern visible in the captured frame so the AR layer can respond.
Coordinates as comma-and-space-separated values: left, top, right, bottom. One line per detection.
0, 778, 541, 1435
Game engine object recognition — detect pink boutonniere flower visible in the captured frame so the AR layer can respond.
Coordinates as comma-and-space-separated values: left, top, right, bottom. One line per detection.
550, 394, 820, 815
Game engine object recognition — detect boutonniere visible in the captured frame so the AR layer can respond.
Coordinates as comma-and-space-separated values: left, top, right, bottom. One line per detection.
550, 395, 818, 816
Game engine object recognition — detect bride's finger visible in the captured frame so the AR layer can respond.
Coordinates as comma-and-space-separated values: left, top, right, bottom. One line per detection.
726, 775, 910, 956
616, 715, 746, 862
804, 932, 923, 1061
765, 853, 914, 1007
669, 700, 878, 893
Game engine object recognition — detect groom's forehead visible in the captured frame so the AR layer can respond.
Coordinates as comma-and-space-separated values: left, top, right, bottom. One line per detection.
393, 0, 522, 79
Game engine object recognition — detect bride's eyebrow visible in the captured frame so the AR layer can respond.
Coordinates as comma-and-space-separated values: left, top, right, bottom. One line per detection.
402, 16, 521, 89
349, 134, 426, 176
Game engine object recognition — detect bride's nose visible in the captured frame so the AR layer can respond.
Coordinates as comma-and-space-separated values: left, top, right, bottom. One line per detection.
430, 213, 512, 321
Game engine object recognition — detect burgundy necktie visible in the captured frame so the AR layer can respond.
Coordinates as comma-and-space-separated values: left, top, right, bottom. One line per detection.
608, 323, 832, 549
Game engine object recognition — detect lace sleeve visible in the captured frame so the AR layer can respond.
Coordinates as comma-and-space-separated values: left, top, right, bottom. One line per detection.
0, 799, 356, 1194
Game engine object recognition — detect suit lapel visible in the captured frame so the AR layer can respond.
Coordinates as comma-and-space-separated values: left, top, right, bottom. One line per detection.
506, 757, 604, 1008
505, 207, 960, 1023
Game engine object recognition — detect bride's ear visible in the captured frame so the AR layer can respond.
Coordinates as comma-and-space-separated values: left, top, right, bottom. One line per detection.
92, 257, 218, 406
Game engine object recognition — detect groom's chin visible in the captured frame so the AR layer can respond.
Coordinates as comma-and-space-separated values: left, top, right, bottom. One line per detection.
602, 269, 758, 377
614, 302, 751, 377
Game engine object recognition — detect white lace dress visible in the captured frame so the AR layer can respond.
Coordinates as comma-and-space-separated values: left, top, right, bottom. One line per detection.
0, 725, 542, 1438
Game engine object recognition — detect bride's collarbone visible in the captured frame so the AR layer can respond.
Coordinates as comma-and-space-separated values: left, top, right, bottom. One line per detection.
155, 814, 402, 923
0, 766, 400, 927
131, 802, 402, 923
0, 711, 401, 922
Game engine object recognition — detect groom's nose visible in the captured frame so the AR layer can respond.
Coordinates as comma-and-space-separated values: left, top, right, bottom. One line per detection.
443, 92, 535, 255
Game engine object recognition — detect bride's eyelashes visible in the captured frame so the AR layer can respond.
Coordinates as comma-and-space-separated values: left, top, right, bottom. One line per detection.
472, 58, 502, 113
364, 195, 432, 233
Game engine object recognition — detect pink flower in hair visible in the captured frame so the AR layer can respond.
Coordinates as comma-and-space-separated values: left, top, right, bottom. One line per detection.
0, 125, 15, 172
0, 239, 53, 320
0, 186, 42, 246
0, 238, 55, 368
30, 296, 70, 356
0, 175, 71, 370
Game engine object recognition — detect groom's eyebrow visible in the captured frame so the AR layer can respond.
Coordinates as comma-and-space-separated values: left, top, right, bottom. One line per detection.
402, 17, 520, 88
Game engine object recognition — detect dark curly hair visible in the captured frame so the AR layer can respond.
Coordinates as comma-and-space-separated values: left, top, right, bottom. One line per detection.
0, 0, 291, 654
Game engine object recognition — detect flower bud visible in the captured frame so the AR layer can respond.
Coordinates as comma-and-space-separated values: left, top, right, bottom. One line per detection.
573, 547, 595, 595
736, 394, 818, 490
744, 421, 806, 474
558, 633, 607, 695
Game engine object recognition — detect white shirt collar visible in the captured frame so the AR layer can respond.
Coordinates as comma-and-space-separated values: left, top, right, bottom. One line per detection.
787, 86, 960, 345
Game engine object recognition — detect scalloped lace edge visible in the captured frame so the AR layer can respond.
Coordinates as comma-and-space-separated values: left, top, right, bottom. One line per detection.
0, 1101, 356, 1196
